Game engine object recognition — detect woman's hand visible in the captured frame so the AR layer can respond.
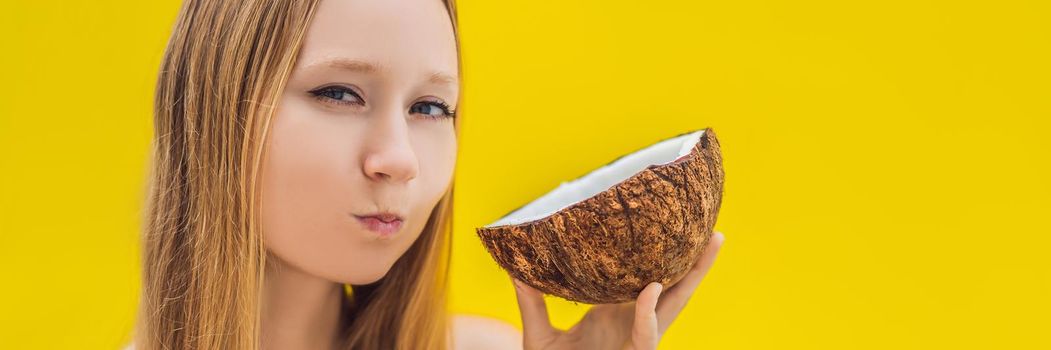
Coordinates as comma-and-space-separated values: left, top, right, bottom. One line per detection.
512, 231, 724, 350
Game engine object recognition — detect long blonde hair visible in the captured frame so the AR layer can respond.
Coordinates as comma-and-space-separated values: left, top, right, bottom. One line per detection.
135, 0, 461, 349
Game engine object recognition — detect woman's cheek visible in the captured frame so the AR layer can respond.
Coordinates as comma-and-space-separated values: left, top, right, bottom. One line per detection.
260, 101, 375, 283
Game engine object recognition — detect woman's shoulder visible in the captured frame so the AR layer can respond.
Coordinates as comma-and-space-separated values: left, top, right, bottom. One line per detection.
452, 313, 523, 350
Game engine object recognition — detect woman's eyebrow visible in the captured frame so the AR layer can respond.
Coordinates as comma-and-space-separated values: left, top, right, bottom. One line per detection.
307, 57, 384, 74
427, 71, 457, 86
305, 57, 457, 86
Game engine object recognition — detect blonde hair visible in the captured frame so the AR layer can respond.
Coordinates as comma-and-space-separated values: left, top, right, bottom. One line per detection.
135, 0, 461, 349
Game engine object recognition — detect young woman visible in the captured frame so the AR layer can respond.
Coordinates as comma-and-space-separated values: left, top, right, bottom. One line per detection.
132, 0, 725, 349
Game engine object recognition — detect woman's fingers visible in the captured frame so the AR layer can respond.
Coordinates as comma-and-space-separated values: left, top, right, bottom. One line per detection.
512, 278, 555, 340
630, 282, 664, 350
655, 231, 725, 334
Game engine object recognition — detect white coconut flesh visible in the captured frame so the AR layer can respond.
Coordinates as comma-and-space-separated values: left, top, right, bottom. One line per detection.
486, 130, 705, 228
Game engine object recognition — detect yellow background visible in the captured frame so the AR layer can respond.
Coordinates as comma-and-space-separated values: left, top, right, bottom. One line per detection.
1, 0, 1048, 348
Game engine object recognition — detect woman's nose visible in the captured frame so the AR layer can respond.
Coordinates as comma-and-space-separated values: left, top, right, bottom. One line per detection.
361, 114, 419, 183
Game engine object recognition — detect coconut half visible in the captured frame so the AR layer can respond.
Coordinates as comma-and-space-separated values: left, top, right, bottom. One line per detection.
476, 128, 725, 304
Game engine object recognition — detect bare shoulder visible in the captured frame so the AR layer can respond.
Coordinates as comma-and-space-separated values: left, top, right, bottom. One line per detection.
452, 314, 523, 350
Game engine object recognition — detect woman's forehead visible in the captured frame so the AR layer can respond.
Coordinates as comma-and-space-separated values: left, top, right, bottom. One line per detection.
296, 0, 458, 82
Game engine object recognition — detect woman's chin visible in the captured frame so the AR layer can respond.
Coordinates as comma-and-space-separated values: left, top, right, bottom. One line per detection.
337, 263, 395, 286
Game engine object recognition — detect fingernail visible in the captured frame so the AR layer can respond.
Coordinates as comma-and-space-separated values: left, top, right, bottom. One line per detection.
715, 231, 725, 243
654, 282, 664, 294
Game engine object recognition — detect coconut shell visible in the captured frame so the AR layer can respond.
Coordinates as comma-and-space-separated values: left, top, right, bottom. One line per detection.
476, 128, 725, 304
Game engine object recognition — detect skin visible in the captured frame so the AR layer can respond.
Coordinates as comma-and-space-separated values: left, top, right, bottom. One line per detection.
513, 232, 725, 350
260, 0, 458, 348
256, 0, 725, 349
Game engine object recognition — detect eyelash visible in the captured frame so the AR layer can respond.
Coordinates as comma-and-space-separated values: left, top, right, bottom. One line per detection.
308, 85, 456, 120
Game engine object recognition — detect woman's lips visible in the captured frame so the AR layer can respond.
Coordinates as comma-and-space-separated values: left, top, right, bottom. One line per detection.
353, 214, 404, 237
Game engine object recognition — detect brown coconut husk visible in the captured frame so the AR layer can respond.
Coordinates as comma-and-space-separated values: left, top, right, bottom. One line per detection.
476, 128, 725, 304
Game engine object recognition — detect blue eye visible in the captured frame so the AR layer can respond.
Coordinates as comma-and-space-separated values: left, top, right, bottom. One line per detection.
410, 100, 456, 120
308, 85, 455, 120
308, 86, 363, 106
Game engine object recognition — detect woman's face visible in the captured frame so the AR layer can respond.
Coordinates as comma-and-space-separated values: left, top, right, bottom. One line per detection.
261, 0, 458, 285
